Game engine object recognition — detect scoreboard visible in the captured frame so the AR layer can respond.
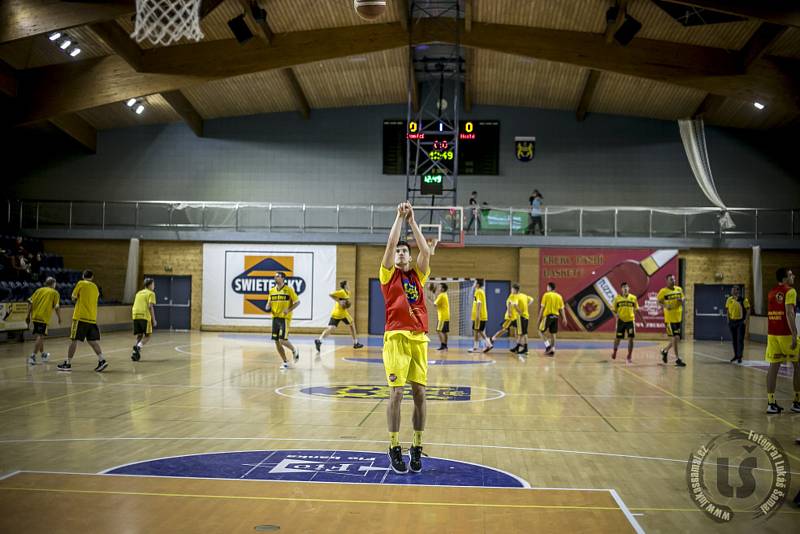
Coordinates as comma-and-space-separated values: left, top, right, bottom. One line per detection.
382, 119, 500, 175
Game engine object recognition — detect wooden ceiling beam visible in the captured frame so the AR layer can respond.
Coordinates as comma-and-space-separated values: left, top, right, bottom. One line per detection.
465, 0, 473, 32
161, 89, 203, 136
88, 21, 143, 71
0, 0, 132, 44
1, 0, 226, 45
459, 21, 799, 112
13, 20, 800, 124
236, 0, 273, 44
48, 113, 96, 152
576, 69, 600, 121
283, 68, 310, 119
691, 93, 726, 118
739, 22, 787, 70
665, 1, 800, 29
397, 0, 409, 33
0, 59, 17, 97
462, 47, 472, 113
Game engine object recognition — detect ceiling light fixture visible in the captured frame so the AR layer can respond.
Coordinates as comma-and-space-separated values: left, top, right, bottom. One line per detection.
753, 102, 765, 110
126, 98, 137, 107
49, 32, 61, 41
69, 48, 81, 57
60, 40, 72, 50
135, 104, 145, 115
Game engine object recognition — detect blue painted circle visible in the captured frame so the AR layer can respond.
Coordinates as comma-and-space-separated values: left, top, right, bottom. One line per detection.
104, 449, 528, 488
344, 357, 494, 366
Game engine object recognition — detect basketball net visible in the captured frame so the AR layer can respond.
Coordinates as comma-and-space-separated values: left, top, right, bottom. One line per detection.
131, 0, 204, 46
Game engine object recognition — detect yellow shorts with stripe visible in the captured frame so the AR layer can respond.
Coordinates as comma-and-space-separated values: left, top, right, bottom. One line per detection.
502, 317, 521, 331
765, 335, 799, 363
382, 332, 428, 387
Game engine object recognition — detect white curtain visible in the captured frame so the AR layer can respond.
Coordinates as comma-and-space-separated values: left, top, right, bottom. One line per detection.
752, 245, 763, 315
678, 118, 735, 230
123, 238, 140, 304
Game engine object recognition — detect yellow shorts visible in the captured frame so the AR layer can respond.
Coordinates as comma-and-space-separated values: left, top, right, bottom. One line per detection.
502, 317, 520, 331
765, 335, 799, 363
382, 333, 428, 387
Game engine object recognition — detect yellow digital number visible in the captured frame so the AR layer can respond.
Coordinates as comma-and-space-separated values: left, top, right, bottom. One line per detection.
465, 121, 473, 133
409, 121, 418, 133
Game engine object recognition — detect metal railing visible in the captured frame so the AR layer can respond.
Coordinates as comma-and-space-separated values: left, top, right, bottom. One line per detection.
5, 199, 798, 240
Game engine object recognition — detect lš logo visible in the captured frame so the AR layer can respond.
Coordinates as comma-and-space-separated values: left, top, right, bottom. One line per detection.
231, 256, 306, 315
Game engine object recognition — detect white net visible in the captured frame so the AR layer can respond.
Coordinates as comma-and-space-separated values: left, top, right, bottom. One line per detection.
131, 0, 204, 46
424, 278, 474, 338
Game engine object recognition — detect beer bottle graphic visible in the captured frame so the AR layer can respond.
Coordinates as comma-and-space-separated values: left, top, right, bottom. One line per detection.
566, 250, 677, 331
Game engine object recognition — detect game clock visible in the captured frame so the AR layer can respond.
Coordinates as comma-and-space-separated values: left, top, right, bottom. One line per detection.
382, 120, 500, 175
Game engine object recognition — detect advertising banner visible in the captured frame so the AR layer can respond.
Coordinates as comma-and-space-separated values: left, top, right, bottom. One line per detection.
202, 244, 336, 328
538, 248, 679, 333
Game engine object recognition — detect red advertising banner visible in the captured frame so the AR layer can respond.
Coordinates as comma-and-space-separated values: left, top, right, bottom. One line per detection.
538, 248, 679, 333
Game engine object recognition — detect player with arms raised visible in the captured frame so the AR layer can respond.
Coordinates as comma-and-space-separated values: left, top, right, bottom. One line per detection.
380, 201, 431, 474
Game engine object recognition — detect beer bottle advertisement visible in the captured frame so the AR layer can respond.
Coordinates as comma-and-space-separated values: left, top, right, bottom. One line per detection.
539, 249, 678, 333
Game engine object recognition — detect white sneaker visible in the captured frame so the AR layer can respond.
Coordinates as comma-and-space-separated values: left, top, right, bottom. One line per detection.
280, 362, 291, 370
467, 347, 478, 353
41, 352, 49, 362
27, 354, 36, 365
292, 349, 300, 363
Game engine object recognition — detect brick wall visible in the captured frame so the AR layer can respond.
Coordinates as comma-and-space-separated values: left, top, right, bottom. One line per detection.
140, 241, 203, 330
680, 249, 752, 336
42, 239, 130, 301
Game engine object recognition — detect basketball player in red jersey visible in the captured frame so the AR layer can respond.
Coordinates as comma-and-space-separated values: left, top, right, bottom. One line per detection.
380, 201, 432, 474
765, 268, 799, 414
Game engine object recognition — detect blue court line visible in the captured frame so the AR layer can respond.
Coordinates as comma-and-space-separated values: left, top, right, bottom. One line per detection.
217, 333, 656, 350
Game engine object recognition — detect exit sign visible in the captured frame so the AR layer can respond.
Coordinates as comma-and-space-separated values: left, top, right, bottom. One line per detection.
421, 174, 444, 195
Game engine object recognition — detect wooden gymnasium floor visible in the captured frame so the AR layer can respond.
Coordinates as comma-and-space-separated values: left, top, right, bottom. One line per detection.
0, 331, 798, 533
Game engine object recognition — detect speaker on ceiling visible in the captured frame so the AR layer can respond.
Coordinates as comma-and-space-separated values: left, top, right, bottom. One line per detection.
227, 14, 253, 44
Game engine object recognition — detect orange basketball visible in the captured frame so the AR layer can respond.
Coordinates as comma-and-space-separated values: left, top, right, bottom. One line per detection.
354, 0, 387, 20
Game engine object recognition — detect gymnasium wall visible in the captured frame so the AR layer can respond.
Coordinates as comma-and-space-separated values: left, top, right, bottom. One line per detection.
11, 105, 799, 209
36, 239, 800, 337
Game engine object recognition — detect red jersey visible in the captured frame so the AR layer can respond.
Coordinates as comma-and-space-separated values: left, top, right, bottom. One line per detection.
767, 284, 797, 336
380, 264, 429, 334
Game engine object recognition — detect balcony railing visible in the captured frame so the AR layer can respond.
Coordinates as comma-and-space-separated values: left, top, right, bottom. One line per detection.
6, 200, 798, 241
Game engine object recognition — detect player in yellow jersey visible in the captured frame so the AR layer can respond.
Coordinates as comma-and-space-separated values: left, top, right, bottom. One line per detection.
725, 285, 750, 364
536, 282, 567, 356
434, 283, 450, 351
131, 278, 157, 362
315, 280, 364, 352
611, 282, 643, 364
657, 274, 686, 367
511, 284, 534, 355
58, 270, 107, 372
469, 279, 493, 352
489, 285, 522, 353
268, 272, 300, 370
26, 276, 61, 365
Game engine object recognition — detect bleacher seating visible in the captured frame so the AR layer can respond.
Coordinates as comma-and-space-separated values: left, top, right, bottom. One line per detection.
0, 236, 118, 304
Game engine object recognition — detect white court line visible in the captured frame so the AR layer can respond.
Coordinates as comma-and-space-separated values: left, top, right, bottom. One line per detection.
0, 470, 21, 481
3, 435, 798, 476
609, 488, 646, 534
0, 339, 183, 372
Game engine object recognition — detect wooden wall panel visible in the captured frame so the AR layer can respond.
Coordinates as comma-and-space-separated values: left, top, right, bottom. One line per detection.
42, 239, 130, 301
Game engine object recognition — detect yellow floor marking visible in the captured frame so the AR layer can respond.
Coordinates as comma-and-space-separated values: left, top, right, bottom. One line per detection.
0, 486, 624, 512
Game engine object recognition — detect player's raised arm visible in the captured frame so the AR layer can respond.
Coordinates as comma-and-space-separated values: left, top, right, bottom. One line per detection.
406, 203, 431, 273
382, 203, 408, 270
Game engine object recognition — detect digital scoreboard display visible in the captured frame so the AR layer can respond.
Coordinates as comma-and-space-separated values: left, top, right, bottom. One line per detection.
382, 119, 500, 175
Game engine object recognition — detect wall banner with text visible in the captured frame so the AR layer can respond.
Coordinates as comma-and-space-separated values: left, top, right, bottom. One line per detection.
538, 248, 679, 333
202, 244, 336, 328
